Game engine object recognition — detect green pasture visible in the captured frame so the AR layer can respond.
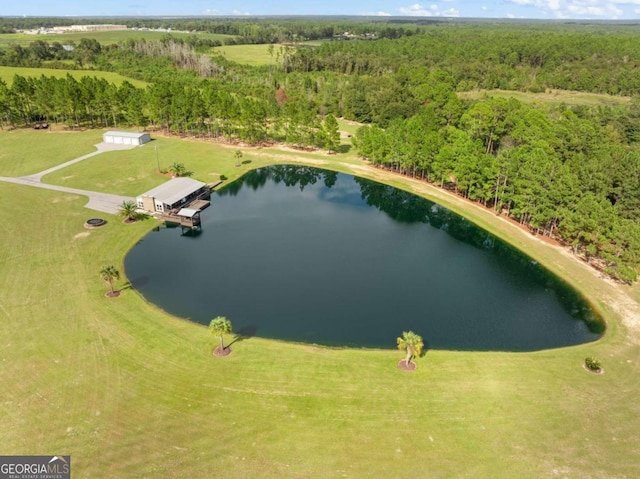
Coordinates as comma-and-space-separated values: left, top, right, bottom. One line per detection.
0, 65, 148, 88
0, 129, 104, 176
42, 130, 362, 196
43, 136, 276, 196
0, 129, 639, 478
337, 118, 362, 137
213, 44, 279, 66
0, 30, 233, 47
459, 88, 632, 108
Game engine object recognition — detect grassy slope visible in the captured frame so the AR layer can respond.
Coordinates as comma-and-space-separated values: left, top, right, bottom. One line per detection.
459, 89, 631, 108
0, 130, 639, 478
213, 44, 279, 66
0, 66, 148, 88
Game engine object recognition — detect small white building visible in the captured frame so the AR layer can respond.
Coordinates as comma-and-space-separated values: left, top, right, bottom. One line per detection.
103, 131, 151, 146
136, 178, 210, 213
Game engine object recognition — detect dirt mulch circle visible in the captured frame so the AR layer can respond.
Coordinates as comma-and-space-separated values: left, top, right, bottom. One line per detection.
104, 290, 121, 298
213, 346, 232, 357
397, 359, 416, 371
582, 363, 604, 375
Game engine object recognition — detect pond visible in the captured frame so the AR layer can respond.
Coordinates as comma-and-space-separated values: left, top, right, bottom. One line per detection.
125, 165, 603, 351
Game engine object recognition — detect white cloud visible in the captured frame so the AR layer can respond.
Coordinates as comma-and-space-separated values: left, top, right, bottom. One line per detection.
567, 3, 622, 16
398, 3, 432, 15
398, 3, 459, 16
377, 11, 391, 16
203, 9, 220, 15
232, 9, 251, 15
506, 0, 628, 18
482, 5, 488, 10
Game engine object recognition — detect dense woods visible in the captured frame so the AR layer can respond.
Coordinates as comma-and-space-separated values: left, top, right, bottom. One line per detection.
1, 18, 639, 281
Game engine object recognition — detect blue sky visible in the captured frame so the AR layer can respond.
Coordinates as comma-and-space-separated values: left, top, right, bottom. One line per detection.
3, 0, 640, 20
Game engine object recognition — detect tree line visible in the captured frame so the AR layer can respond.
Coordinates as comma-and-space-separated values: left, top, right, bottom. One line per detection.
0, 16, 420, 45
283, 24, 640, 96
0, 73, 340, 152
353, 95, 640, 282
1, 23, 640, 281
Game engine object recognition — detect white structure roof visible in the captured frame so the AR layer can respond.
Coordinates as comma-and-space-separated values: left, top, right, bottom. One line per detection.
140, 178, 206, 206
104, 131, 148, 139
177, 208, 199, 218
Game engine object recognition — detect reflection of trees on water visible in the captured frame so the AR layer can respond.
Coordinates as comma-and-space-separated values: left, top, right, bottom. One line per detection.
355, 176, 494, 249
355, 176, 604, 333
218, 165, 338, 197
216, 165, 603, 334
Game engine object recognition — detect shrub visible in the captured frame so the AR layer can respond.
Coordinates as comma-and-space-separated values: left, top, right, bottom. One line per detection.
220, 174, 227, 181
585, 357, 601, 371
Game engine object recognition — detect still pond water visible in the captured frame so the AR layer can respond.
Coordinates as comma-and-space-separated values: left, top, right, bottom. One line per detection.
125, 165, 603, 351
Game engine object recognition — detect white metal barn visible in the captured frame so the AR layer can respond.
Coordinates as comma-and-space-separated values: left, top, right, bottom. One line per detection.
102, 131, 151, 146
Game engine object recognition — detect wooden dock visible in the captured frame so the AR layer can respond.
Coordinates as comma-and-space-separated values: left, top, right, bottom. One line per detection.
156, 212, 201, 229
153, 187, 213, 232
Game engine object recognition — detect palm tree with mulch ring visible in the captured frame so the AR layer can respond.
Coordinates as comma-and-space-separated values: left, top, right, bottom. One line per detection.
168, 162, 193, 177
210, 316, 233, 356
100, 265, 120, 297
118, 200, 141, 223
234, 149, 243, 167
397, 331, 424, 371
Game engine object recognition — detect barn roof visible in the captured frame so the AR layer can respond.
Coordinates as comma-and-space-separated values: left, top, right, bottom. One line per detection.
139, 178, 206, 206
103, 131, 148, 139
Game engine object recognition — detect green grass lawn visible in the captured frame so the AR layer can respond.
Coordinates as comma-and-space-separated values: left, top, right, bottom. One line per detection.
1, 129, 639, 478
43, 136, 278, 196
42, 130, 363, 196
213, 44, 279, 66
337, 118, 363, 137
459, 88, 632, 108
0, 66, 148, 87
0, 129, 104, 176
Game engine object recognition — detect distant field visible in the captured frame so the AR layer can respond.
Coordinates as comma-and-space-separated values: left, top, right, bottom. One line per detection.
0, 66, 147, 88
459, 88, 631, 108
0, 30, 233, 47
213, 44, 279, 66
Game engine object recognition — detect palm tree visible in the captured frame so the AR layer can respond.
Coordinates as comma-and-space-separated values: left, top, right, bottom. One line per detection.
99, 265, 120, 295
118, 200, 141, 222
167, 162, 193, 177
234, 149, 243, 167
397, 331, 424, 367
209, 316, 232, 351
